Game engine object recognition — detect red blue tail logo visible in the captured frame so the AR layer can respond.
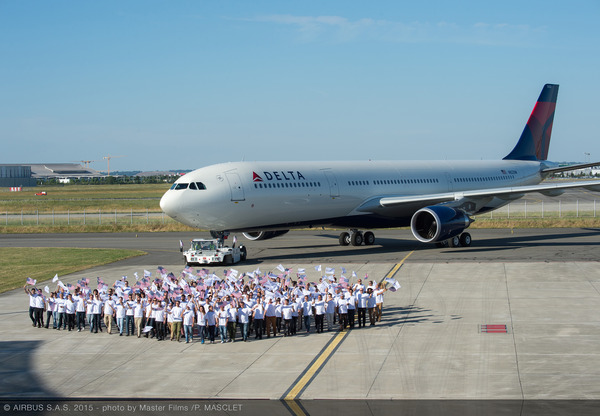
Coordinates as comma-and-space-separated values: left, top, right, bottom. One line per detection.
504, 84, 559, 161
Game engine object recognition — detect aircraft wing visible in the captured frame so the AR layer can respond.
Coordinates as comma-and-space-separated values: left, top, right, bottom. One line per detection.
357, 180, 600, 214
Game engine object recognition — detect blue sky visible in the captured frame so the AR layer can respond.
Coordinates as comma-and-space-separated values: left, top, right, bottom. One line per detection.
1, 1, 599, 172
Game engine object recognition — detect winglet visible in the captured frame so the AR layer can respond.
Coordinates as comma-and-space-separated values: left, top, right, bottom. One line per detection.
503, 84, 559, 161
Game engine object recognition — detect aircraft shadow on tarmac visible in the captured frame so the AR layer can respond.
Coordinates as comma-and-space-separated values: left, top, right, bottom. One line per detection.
374, 305, 449, 327
0, 340, 56, 398
248, 229, 600, 262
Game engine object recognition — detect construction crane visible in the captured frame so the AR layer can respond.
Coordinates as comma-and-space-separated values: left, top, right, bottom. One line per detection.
103, 155, 124, 176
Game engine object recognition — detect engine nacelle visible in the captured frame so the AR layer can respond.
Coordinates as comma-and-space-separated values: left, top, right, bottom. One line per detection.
242, 230, 290, 241
411, 206, 472, 243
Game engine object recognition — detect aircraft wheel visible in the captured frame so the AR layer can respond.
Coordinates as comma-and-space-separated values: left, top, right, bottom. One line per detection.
339, 232, 350, 246
364, 231, 375, 245
450, 236, 461, 248
459, 232, 472, 247
351, 232, 363, 246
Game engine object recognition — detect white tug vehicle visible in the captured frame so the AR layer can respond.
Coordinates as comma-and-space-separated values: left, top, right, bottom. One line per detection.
181, 237, 246, 265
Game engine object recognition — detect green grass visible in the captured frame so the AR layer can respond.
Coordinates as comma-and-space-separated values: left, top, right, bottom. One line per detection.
0, 247, 146, 293
0, 183, 169, 211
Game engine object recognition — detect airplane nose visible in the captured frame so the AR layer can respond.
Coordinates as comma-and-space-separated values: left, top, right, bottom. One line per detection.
159, 191, 179, 218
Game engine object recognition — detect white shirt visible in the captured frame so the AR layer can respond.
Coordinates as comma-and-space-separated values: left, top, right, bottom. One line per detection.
183, 309, 194, 326
171, 306, 183, 322
313, 300, 325, 315
281, 304, 294, 320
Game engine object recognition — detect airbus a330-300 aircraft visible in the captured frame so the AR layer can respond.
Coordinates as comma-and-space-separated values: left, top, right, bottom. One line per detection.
160, 84, 600, 248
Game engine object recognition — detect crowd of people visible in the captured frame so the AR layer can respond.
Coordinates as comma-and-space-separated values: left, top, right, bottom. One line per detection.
23, 265, 395, 343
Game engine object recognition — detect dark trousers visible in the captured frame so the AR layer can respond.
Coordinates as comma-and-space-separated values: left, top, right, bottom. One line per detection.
28, 306, 36, 325
58, 312, 67, 329
67, 313, 75, 330
77, 312, 86, 330
339, 313, 348, 331
358, 308, 366, 327
35, 308, 44, 327
315, 314, 324, 333
125, 315, 134, 335
155, 321, 165, 340
254, 319, 263, 339
348, 308, 356, 328
208, 325, 216, 342
45, 311, 53, 328
284, 319, 292, 336
91, 314, 101, 332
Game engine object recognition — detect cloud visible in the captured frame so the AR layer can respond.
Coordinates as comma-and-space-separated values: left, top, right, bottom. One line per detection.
244, 14, 545, 46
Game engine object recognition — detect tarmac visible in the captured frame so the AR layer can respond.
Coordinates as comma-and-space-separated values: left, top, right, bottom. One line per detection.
1, 229, 600, 415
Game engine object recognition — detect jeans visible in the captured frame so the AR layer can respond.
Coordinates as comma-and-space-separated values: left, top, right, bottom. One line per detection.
117, 317, 124, 334
184, 325, 193, 342
240, 322, 249, 341
125, 315, 134, 335
219, 325, 227, 342
304, 315, 311, 333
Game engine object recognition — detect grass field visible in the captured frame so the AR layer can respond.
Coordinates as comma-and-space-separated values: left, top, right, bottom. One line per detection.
0, 184, 169, 211
0, 247, 146, 293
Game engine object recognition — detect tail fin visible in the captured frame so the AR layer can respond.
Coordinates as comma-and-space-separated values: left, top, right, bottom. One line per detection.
503, 84, 559, 161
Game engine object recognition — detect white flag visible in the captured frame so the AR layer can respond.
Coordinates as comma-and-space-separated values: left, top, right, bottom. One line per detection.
44, 286, 50, 294
315, 265, 321, 272
52, 274, 58, 283
276, 264, 286, 273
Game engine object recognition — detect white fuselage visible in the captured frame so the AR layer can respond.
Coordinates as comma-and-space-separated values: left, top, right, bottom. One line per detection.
159, 159, 543, 232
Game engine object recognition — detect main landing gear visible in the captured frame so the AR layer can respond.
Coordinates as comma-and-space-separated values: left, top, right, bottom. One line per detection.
435, 232, 472, 248
339, 230, 376, 246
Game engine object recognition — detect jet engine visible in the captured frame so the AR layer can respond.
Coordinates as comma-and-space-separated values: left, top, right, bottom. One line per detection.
410, 206, 472, 243
242, 230, 290, 241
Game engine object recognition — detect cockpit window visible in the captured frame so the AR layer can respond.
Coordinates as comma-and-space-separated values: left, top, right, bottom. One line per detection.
196, 182, 206, 190
172, 183, 189, 190
170, 182, 206, 190
189, 182, 198, 190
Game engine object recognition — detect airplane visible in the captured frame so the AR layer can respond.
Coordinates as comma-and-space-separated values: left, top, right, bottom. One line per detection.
160, 84, 600, 248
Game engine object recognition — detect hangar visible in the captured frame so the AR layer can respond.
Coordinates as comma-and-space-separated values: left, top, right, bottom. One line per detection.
0, 163, 103, 187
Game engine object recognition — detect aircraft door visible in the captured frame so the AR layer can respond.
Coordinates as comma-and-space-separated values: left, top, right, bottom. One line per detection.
225, 171, 245, 201
322, 169, 340, 197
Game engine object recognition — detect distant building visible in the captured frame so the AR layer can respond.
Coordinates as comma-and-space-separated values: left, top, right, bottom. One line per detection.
0, 165, 36, 187
0, 163, 104, 187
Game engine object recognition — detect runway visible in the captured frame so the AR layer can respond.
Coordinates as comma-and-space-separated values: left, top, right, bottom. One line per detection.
1, 229, 600, 414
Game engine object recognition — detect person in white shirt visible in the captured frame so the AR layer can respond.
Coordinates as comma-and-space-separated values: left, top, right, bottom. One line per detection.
103, 297, 115, 334
301, 295, 313, 334
183, 304, 195, 343
33, 289, 45, 328
124, 294, 135, 336
346, 288, 357, 329
152, 300, 166, 341
325, 293, 337, 331
217, 304, 228, 343
115, 297, 126, 336
374, 283, 388, 322
65, 294, 76, 331
74, 291, 86, 331
226, 301, 237, 342
366, 288, 377, 326
170, 300, 183, 342
205, 305, 217, 343
56, 293, 67, 330
281, 299, 294, 336
24, 285, 37, 327
133, 299, 144, 338
45, 293, 55, 329
251, 300, 264, 339
312, 295, 325, 333
91, 291, 103, 333
336, 293, 348, 331
195, 300, 207, 344
356, 288, 368, 328
237, 301, 252, 342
